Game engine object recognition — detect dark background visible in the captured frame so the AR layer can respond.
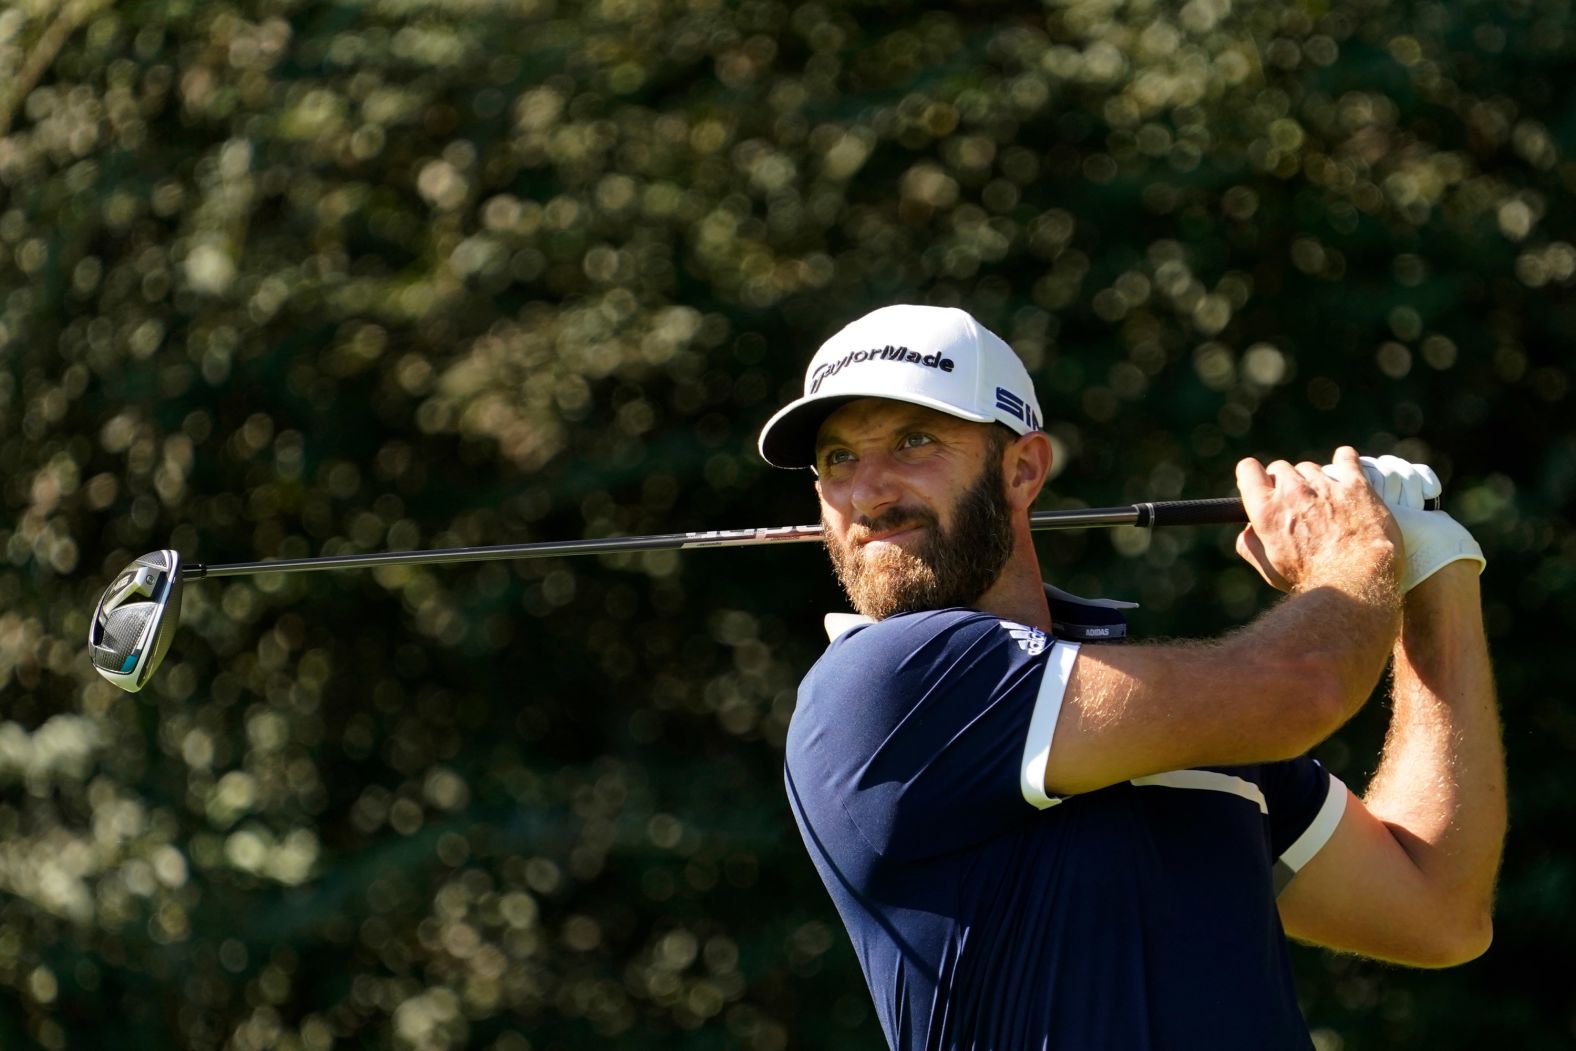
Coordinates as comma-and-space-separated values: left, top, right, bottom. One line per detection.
0, 0, 1571, 1047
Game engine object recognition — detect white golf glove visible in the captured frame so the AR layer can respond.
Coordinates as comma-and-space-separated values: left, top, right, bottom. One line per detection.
1326, 454, 1485, 592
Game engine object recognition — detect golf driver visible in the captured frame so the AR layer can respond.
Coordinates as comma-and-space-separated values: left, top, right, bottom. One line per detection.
88, 493, 1439, 693
88, 549, 186, 692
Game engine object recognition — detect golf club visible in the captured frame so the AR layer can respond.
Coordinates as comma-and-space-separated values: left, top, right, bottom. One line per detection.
88, 493, 1440, 693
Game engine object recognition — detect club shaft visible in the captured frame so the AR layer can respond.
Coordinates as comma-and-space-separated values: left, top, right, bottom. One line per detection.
176, 495, 1436, 581
176, 498, 1235, 581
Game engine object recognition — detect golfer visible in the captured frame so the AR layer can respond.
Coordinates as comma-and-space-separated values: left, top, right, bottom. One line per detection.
758, 305, 1504, 1049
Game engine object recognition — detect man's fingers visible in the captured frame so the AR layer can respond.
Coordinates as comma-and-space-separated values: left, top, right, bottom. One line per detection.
1359, 458, 1384, 494
1370, 454, 1435, 508
1244, 454, 1346, 518
1234, 527, 1259, 576
1293, 461, 1327, 487
1236, 525, 1292, 592
1265, 459, 1326, 508
1264, 459, 1306, 490
1369, 454, 1406, 504
1235, 458, 1275, 512
1417, 464, 1443, 501
1326, 450, 1445, 509
1324, 445, 1364, 482
1238, 445, 1404, 594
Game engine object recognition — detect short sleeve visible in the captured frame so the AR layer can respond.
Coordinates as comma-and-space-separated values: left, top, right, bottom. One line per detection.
789, 610, 1055, 862
1258, 757, 1348, 894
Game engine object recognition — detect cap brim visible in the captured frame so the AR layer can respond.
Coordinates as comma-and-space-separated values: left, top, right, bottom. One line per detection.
757, 391, 997, 469
757, 396, 854, 469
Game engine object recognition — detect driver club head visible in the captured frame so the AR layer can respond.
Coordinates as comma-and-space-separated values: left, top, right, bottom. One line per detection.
89, 550, 184, 692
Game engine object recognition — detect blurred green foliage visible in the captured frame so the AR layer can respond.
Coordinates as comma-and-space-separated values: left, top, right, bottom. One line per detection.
0, 0, 1572, 1047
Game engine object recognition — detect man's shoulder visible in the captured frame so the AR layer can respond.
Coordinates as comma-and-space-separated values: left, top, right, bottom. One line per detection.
818, 581, 1133, 658
799, 583, 1133, 708
792, 609, 1049, 764
826, 607, 1020, 659
805, 608, 1047, 700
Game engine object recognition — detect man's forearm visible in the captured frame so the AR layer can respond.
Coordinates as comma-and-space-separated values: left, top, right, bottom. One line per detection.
1274, 538, 1403, 718
1218, 537, 1402, 739
1051, 543, 1400, 794
1363, 563, 1506, 925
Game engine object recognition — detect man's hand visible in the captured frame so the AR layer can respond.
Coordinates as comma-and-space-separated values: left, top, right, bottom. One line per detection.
1332, 454, 1487, 593
1347, 453, 1438, 509
1235, 446, 1402, 593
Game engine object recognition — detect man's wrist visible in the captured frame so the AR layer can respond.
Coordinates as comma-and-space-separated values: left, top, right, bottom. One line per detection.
1295, 540, 1403, 606
1383, 504, 1485, 594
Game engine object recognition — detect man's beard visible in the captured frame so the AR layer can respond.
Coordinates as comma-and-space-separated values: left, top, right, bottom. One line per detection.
824, 458, 1016, 620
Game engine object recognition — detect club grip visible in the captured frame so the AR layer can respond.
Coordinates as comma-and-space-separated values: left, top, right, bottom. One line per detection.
1135, 498, 1248, 527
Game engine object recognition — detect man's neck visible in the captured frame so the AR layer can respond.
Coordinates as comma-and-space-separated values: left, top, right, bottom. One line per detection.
971, 544, 1053, 631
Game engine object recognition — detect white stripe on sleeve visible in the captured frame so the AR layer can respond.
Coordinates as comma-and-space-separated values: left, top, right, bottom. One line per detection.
1020, 641, 1080, 810
1130, 769, 1269, 813
1278, 772, 1349, 873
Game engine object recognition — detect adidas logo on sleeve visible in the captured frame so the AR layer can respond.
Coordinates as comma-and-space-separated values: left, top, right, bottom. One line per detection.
999, 620, 1048, 656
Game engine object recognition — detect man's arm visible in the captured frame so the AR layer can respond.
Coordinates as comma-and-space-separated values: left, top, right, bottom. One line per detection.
1043, 448, 1403, 795
1276, 561, 1505, 965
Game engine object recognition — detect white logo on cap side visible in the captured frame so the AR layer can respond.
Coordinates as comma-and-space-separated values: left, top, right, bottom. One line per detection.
995, 386, 1041, 430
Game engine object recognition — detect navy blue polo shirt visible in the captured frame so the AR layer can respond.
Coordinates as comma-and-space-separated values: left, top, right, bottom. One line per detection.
784, 589, 1347, 1050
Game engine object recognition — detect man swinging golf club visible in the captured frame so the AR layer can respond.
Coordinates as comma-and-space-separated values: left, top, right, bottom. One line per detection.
759, 304, 1504, 1050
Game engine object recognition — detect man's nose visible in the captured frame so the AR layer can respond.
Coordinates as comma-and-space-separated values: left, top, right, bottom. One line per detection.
848, 453, 901, 520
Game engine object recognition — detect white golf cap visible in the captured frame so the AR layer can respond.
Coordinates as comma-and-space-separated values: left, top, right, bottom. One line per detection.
758, 304, 1043, 469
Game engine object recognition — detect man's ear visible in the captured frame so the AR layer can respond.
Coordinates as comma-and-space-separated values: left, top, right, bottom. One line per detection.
1003, 431, 1053, 511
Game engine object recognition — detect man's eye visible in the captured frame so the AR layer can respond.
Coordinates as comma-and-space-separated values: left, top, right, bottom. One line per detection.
822, 449, 853, 468
901, 433, 934, 449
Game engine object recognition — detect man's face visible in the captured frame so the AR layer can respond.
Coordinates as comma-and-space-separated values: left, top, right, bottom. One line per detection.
814, 400, 1015, 619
